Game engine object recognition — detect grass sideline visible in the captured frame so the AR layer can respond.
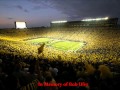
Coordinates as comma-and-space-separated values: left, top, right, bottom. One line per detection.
26, 37, 86, 51
26, 38, 52, 44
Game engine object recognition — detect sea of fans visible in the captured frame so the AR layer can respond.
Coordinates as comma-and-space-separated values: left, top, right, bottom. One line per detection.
0, 27, 120, 90
0, 52, 120, 90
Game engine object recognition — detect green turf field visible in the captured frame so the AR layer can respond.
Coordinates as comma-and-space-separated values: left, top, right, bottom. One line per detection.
26, 38, 52, 44
51, 41, 85, 51
26, 38, 86, 51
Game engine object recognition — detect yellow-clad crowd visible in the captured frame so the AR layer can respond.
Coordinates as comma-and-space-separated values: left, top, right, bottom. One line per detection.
0, 27, 120, 63
0, 27, 120, 90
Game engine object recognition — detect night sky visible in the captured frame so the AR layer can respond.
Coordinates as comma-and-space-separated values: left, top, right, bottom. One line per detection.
0, 0, 120, 28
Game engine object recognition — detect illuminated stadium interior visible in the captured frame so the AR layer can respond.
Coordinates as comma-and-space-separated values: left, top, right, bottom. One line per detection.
0, 17, 120, 90
0, 24, 120, 61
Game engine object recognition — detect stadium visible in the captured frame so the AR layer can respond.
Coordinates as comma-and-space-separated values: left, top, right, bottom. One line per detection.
0, 17, 120, 90
0, 17, 120, 61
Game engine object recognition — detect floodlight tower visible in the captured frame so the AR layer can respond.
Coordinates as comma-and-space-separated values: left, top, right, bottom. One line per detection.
50, 20, 67, 27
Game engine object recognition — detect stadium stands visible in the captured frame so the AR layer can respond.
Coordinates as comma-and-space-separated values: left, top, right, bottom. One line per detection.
0, 27, 120, 90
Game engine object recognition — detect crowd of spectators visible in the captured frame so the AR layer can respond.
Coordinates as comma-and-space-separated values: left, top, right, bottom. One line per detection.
0, 52, 120, 90
0, 27, 120, 90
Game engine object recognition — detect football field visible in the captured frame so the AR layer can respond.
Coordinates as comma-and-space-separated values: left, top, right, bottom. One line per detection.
26, 38, 86, 51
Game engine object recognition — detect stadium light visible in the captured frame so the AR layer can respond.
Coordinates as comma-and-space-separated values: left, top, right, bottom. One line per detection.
15, 21, 27, 29
51, 20, 67, 23
81, 17, 109, 21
